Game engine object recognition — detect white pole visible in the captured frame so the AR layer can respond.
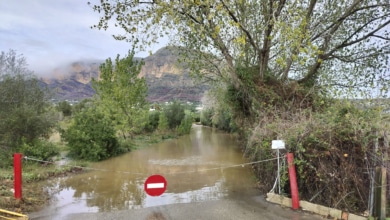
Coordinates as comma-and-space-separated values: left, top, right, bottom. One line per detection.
277, 149, 280, 194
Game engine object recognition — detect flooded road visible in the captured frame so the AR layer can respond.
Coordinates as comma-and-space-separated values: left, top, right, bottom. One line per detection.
30, 125, 322, 220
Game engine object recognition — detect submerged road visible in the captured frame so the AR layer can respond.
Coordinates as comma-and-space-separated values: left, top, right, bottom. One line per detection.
29, 126, 325, 220
32, 196, 324, 220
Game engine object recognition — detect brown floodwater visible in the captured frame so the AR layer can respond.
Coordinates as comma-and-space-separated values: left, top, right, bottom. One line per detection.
30, 125, 260, 219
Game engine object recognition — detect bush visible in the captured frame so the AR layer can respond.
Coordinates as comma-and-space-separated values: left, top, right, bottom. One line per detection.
0, 147, 12, 168
163, 100, 185, 129
193, 112, 200, 123
213, 109, 236, 132
144, 111, 160, 132
62, 107, 120, 161
20, 139, 59, 161
246, 102, 382, 212
200, 108, 213, 126
177, 112, 193, 135
56, 101, 72, 116
157, 112, 169, 132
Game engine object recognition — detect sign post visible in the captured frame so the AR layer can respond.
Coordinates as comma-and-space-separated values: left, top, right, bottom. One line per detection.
272, 140, 285, 194
144, 174, 167, 196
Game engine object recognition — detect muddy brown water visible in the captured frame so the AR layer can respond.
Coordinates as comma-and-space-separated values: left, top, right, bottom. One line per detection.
29, 125, 324, 220
31, 125, 264, 219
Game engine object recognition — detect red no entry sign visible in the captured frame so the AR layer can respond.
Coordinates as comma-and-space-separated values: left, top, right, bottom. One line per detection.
144, 174, 167, 196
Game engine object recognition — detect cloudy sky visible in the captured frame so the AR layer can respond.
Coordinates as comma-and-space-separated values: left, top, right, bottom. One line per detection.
0, 0, 166, 76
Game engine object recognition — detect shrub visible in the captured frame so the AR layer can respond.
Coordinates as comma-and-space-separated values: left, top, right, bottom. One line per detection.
20, 139, 59, 161
157, 112, 169, 132
62, 107, 120, 161
0, 147, 12, 168
213, 109, 236, 132
144, 111, 160, 132
246, 102, 382, 212
193, 112, 200, 123
177, 112, 193, 135
56, 101, 72, 116
200, 108, 213, 126
163, 100, 185, 129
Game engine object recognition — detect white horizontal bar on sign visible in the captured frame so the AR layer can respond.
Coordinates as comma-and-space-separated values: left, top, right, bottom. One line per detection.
147, 183, 164, 189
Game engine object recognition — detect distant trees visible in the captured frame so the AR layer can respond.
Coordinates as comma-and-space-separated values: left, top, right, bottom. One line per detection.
0, 50, 57, 166
61, 51, 196, 161
156, 101, 194, 134
56, 101, 72, 117
163, 100, 186, 130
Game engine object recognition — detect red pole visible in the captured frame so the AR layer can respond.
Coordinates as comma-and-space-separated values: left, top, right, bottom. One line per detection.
287, 153, 299, 209
13, 153, 22, 200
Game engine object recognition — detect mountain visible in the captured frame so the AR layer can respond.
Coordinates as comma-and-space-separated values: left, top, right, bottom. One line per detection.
40, 47, 208, 103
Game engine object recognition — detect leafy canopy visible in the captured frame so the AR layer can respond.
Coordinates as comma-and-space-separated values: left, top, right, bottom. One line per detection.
91, 0, 390, 97
0, 50, 55, 148
62, 106, 120, 161
92, 51, 148, 137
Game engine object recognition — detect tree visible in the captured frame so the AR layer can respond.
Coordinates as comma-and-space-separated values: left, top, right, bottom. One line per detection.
90, 0, 390, 212
177, 111, 193, 135
92, 51, 148, 138
157, 112, 169, 132
0, 50, 55, 149
163, 100, 185, 129
91, 0, 389, 97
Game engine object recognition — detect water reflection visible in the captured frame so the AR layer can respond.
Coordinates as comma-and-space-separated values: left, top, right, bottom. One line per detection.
35, 125, 255, 217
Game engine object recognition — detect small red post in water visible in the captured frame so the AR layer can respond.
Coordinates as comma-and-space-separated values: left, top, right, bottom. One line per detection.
287, 153, 299, 210
13, 153, 22, 200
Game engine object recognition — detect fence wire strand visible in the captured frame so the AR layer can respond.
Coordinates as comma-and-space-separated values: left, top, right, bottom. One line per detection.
23, 156, 280, 176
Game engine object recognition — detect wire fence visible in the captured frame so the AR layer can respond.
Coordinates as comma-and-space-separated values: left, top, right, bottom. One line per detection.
23, 155, 281, 176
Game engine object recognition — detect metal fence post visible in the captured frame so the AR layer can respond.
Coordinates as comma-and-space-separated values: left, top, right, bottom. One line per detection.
287, 153, 299, 210
13, 153, 22, 200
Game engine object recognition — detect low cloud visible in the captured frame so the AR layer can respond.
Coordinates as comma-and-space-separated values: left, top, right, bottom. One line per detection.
0, 0, 166, 77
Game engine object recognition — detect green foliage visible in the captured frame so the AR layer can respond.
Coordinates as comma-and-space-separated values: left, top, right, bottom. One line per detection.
246, 102, 382, 212
19, 139, 59, 161
92, 2, 390, 212
144, 111, 160, 132
193, 112, 200, 123
200, 108, 213, 127
61, 107, 120, 161
163, 100, 185, 129
157, 112, 169, 132
177, 111, 193, 135
92, 0, 389, 97
212, 109, 236, 132
92, 51, 148, 138
56, 101, 72, 116
72, 99, 93, 114
0, 50, 56, 149
0, 147, 12, 168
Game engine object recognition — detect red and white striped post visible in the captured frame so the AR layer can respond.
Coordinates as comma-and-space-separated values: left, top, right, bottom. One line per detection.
287, 153, 299, 210
13, 153, 22, 200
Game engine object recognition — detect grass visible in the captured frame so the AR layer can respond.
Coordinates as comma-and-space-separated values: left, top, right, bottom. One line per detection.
0, 162, 84, 214
131, 133, 177, 150
0, 114, 181, 214
0, 129, 177, 214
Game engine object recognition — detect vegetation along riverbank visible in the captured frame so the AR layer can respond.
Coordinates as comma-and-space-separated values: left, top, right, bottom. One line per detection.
2, 1, 390, 216
0, 50, 199, 214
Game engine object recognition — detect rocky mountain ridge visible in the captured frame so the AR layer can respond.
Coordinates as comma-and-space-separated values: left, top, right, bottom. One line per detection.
40, 47, 207, 103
